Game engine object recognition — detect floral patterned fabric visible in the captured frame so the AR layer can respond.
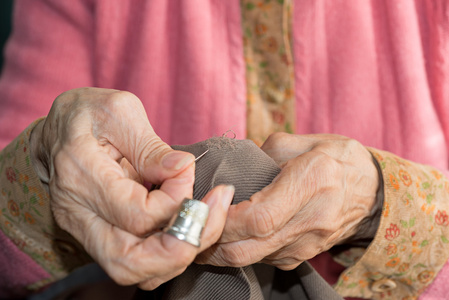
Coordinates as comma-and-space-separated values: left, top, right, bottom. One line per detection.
241, 2, 449, 298
0, 1, 448, 298
0, 120, 91, 292
333, 148, 449, 299
2, 124, 449, 299
241, 0, 295, 146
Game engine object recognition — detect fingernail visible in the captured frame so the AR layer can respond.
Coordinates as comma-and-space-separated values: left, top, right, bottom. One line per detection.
161, 151, 194, 171
222, 185, 235, 209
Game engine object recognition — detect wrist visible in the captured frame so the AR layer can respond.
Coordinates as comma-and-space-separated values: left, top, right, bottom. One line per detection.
345, 154, 384, 246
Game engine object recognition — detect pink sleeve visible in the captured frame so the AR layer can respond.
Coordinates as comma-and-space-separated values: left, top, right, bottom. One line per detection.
0, 1, 96, 297
0, 0, 95, 148
0, 230, 50, 298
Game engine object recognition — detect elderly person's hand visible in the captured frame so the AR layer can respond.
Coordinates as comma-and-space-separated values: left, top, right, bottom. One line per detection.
197, 133, 381, 270
29, 88, 235, 289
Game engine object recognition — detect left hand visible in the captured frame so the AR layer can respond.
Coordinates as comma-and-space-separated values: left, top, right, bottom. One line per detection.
196, 133, 380, 270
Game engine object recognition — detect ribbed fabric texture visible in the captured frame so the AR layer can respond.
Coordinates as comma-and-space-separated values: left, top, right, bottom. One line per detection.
162, 265, 257, 300
172, 136, 281, 205
163, 137, 343, 300
168, 137, 278, 299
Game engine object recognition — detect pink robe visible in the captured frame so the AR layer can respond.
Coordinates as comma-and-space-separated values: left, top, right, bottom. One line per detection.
0, 0, 448, 298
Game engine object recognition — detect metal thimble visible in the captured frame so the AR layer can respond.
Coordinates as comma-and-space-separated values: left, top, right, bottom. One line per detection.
164, 199, 209, 247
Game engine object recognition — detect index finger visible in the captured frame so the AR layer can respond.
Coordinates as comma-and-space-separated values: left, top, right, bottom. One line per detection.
84, 185, 234, 286
53, 135, 195, 238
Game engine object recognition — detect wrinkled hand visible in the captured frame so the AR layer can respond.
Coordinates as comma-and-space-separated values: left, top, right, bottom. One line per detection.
30, 88, 234, 289
197, 133, 381, 270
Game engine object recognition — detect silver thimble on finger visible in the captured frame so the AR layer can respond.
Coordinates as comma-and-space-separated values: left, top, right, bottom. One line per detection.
164, 199, 209, 247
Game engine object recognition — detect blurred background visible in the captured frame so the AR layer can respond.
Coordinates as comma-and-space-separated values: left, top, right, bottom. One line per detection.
0, 0, 14, 73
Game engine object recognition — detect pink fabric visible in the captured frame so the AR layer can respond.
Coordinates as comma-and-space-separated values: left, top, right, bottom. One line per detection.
293, 0, 449, 171
292, 1, 449, 298
0, 0, 246, 148
0, 230, 50, 298
420, 259, 449, 299
0, 0, 448, 298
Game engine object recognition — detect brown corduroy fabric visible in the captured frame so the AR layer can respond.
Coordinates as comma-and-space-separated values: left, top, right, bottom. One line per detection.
156, 137, 343, 300
36, 137, 344, 299
173, 137, 281, 205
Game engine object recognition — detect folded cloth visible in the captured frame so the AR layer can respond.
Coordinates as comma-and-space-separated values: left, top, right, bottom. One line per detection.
153, 137, 343, 300
35, 137, 343, 300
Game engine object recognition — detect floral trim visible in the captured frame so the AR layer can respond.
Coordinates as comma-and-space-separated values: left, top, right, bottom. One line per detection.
334, 148, 449, 299
0, 119, 91, 291
241, 0, 295, 145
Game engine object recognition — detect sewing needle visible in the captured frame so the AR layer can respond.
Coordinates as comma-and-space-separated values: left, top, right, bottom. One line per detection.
194, 148, 209, 163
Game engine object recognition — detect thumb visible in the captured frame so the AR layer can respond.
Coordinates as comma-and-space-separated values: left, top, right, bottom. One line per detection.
134, 135, 195, 185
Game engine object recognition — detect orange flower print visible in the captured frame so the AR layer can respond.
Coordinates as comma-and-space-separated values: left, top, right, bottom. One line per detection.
19, 174, 29, 184
421, 203, 435, 215
43, 251, 56, 261
24, 212, 35, 224
256, 1, 272, 11
385, 243, 397, 255
435, 210, 449, 226
254, 23, 267, 36
398, 263, 410, 273
445, 181, 449, 194
417, 270, 434, 284
394, 157, 409, 166
358, 279, 368, 288
386, 257, 400, 267
431, 170, 442, 180
383, 201, 390, 217
385, 223, 400, 241
372, 152, 383, 162
416, 178, 427, 199
389, 173, 400, 190
284, 88, 293, 99
247, 92, 255, 104
399, 277, 412, 286
261, 37, 278, 53
7, 200, 20, 217
6, 167, 16, 183
399, 170, 412, 186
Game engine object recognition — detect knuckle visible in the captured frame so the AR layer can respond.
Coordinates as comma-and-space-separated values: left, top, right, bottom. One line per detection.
248, 203, 277, 237
106, 90, 141, 115
53, 89, 77, 107
110, 90, 138, 103
136, 137, 168, 169
314, 153, 341, 178
263, 132, 290, 149
221, 245, 251, 267
344, 138, 360, 150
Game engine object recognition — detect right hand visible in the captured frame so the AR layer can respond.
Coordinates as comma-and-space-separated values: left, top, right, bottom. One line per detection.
30, 87, 235, 289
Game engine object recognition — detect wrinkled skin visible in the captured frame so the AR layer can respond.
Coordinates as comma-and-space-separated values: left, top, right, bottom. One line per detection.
30, 87, 235, 289
197, 133, 380, 270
